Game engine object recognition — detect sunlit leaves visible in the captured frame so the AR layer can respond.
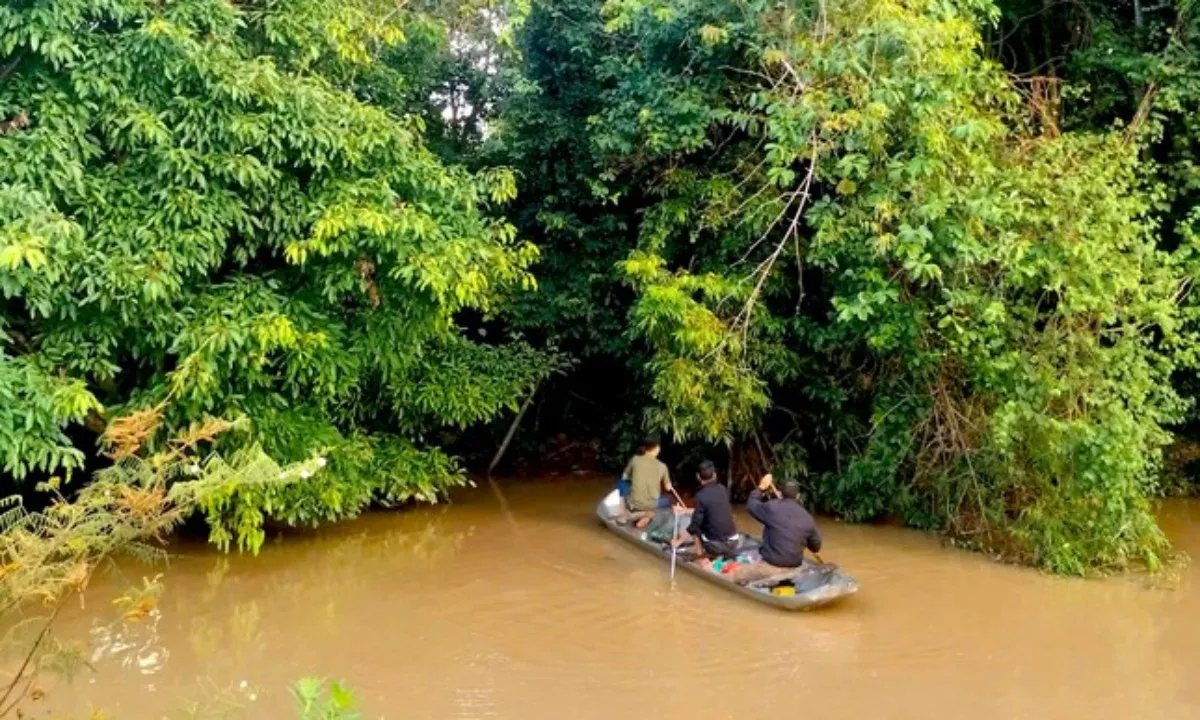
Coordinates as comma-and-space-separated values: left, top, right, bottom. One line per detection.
0, 356, 100, 479
293, 677, 360, 720
0, 0, 551, 529
594, 0, 1184, 572
698, 24, 729, 47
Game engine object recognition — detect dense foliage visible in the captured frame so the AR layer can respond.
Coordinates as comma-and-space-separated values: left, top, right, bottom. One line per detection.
496, 0, 1200, 573
3, 0, 1200, 573
0, 0, 554, 534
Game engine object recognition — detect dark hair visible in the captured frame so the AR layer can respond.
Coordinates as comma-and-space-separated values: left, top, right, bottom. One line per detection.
780, 480, 800, 500
642, 435, 661, 453
697, 460, 717, 482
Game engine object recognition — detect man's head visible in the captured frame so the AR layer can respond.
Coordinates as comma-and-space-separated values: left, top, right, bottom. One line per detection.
780, 480, 801, 501
696, 460, 717, 484
642, 435, 661, 457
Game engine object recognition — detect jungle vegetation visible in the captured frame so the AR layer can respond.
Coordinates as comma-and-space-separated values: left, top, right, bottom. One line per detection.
3, 0, 1200, 575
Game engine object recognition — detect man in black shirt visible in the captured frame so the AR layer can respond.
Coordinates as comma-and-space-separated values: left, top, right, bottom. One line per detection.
671, 460, 740, 561
732, 474, 822, 585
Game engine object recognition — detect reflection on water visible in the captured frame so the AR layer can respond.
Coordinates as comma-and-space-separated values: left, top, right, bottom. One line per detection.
36, 477, 1200, 719
89, 608, 168, 676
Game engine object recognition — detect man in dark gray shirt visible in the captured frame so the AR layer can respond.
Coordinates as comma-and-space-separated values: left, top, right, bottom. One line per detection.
732, 474, 821, 585
671, 460, 740, 561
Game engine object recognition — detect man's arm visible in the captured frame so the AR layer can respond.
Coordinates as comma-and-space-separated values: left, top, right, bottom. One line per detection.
747, 475, 773, 523
622, 459, 633, 479
686, 500, 706, 539
746, 489, 769, 523
806, 526, 823, 554
661, 465, 673, 493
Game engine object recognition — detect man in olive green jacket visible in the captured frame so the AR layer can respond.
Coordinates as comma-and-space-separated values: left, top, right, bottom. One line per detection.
621, 437, 673, 529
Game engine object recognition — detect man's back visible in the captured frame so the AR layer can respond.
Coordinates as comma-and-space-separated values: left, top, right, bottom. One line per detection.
688, 482, 737, 541
746, 490, 821, 567
624, 453, 669, 512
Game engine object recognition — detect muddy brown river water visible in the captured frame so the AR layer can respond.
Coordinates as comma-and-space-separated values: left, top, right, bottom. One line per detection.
27, 476, 1200, 719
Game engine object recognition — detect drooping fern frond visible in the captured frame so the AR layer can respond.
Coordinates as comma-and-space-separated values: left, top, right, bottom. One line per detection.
0, 407, 325, 713
100, 406, 165, 459
0, 500, 27, 535
120, 541, 170, 567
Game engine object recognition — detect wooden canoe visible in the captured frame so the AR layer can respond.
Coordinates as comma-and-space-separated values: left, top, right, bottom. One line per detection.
596, 493, 859, 610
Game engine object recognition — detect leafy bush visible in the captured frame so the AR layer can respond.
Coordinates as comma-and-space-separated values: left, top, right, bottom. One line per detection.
524, 0, 1193, 572
0, 0, 554, 528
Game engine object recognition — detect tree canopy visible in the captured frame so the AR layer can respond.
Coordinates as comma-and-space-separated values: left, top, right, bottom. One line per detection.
3, 0, 1199, 572
0, 0, 554, 548
496, 0, 1200, 572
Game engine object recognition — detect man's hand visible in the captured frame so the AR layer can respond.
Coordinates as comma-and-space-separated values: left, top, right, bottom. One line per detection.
672, 503, 688, 516
758, 474, 775, 492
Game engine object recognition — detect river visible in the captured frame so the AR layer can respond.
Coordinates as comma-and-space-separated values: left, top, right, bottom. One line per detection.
28, 475, 1200, 719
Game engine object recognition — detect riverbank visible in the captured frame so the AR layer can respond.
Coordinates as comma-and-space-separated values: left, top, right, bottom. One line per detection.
36, 475, 1200, 719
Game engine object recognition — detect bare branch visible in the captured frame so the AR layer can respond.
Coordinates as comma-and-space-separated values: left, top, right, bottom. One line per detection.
730, 141, 820, 352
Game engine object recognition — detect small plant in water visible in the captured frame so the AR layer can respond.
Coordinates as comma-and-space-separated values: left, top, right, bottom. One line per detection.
292, 678, 363, 720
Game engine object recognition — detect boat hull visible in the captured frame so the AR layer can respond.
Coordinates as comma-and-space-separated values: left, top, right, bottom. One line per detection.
596, 497, 859, 610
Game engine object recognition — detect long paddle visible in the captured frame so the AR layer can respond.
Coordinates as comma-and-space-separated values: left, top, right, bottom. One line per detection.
667, 485, 687, 584
669, 511, 681, 582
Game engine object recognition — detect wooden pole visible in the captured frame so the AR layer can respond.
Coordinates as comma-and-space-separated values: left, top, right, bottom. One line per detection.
487, 389, 536, 475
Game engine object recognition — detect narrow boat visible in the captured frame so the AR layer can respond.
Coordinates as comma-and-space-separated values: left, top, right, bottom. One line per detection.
596, 490, 859, 610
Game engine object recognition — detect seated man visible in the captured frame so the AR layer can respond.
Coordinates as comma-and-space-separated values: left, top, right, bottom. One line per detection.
732, 474, 822, 585
671, 461, 739, 561
621, 436, 673, 528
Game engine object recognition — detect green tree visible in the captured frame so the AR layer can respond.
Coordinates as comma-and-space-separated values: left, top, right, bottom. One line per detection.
505, 0, 1192, 572
0, 0, 554, 532
989, 0, 1200, 491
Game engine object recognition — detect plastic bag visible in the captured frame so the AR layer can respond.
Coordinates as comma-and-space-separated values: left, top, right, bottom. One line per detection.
602, 489, 623, 518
